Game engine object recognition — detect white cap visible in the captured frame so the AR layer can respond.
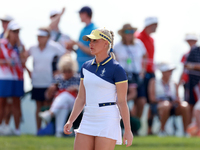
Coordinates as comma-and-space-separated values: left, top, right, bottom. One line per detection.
7, 20, 21, 30
0, 14, 13, 21
50, 10, 61, 17
37, 30, 49, 36
185, 33, 198, 41
144, 17, 158, 27
157, 63, 176, 72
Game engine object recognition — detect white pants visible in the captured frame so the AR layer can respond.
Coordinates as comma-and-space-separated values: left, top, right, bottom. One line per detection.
50, 91, 75, 134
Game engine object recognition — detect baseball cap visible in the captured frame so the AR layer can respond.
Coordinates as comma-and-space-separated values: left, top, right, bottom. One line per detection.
185, 33, 198, 41
7, 20, 21, 30
157, 63, 176, 72
0, 14, 13, 22
50, 10, 61, 17
37, 29, 49, 36
79, 6, 92, 16
82, 29, 111, 44
144, 17, 158, 27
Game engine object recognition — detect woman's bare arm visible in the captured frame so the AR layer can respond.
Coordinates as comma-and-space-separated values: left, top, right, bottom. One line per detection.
116, 82, 133, 147
64, 80, 86, 134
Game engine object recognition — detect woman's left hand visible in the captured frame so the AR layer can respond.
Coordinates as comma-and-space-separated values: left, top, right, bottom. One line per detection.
63, 121, 73, 135
123, 130, 134, 147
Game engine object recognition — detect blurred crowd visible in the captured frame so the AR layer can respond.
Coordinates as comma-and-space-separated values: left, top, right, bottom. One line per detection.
0, 6, 200, 138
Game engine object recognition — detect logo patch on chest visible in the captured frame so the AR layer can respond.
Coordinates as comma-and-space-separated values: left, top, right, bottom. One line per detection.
100, 68, 106, 77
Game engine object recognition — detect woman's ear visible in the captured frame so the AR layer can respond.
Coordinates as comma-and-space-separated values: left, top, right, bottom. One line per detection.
104, 40, 109, 48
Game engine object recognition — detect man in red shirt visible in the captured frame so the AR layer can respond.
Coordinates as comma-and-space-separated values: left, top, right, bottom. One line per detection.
137, 17, 158, 135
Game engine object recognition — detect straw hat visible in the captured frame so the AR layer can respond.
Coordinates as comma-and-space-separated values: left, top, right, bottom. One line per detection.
118, 24, 137, 36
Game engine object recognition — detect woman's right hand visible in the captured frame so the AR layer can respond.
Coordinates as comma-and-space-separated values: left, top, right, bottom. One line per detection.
63, 121, 73, 135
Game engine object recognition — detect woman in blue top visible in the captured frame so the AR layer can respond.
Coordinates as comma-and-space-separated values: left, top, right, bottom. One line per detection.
64, 28, 133, 149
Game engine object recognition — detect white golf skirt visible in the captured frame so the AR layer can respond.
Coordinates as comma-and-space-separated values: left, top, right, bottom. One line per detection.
75, 105, 122, 145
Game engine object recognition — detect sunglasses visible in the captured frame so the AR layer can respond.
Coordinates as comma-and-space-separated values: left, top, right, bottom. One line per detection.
124, 29, 135, 34
61, 69, 72, 73
11, 30, 20, 34
50, 14, 58, 18
2, 20, 9, 23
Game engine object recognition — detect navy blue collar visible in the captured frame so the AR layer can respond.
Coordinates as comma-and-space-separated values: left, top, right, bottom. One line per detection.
91, 55, 112, 66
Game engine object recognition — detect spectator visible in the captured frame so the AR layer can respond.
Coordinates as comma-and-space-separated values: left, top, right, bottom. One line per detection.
0, 14, 14, 135
0, 14, 13, 38
0, 21, 25, 135
72, 6, 97, 72
49, 8, 73, 75
114, 24, 147, 119
27, 27, 66, 132
137, 17, 158, 135
184, 44, 200, 136
38, 54, 80, 137
148, 62, 190, 136
49, 8, 71, 48
179, 33, 198, 124
185, 43, 200, 118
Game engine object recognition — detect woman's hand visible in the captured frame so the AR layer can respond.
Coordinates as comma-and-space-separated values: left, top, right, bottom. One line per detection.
63, 121, 73, 135
123, 130, 133, 147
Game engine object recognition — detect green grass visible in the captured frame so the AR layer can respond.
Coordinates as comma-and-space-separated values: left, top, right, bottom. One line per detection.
0, 135, 200, 150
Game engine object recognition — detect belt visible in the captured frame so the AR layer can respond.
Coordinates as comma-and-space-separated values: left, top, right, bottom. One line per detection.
99, 102, 116, 107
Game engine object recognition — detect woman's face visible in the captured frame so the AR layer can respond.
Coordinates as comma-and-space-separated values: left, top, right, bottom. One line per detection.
9, 29, 20, 44
37, 36, 49, 45
89, 39, 107, 55
61, 69, 73, 80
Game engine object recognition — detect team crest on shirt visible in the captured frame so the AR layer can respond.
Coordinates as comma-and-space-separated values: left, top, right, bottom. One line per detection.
100, 68, 106, 77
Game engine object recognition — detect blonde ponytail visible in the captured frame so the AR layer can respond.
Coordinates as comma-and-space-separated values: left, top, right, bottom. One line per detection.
109, 30, 116, 60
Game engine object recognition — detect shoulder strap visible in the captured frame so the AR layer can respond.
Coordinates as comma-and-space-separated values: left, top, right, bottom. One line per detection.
54, 32, 62, 42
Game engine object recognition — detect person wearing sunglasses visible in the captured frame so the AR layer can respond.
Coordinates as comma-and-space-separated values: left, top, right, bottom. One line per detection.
0, 21, 25, 136
114, 24, 147, 135
64, 28, 133, 149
